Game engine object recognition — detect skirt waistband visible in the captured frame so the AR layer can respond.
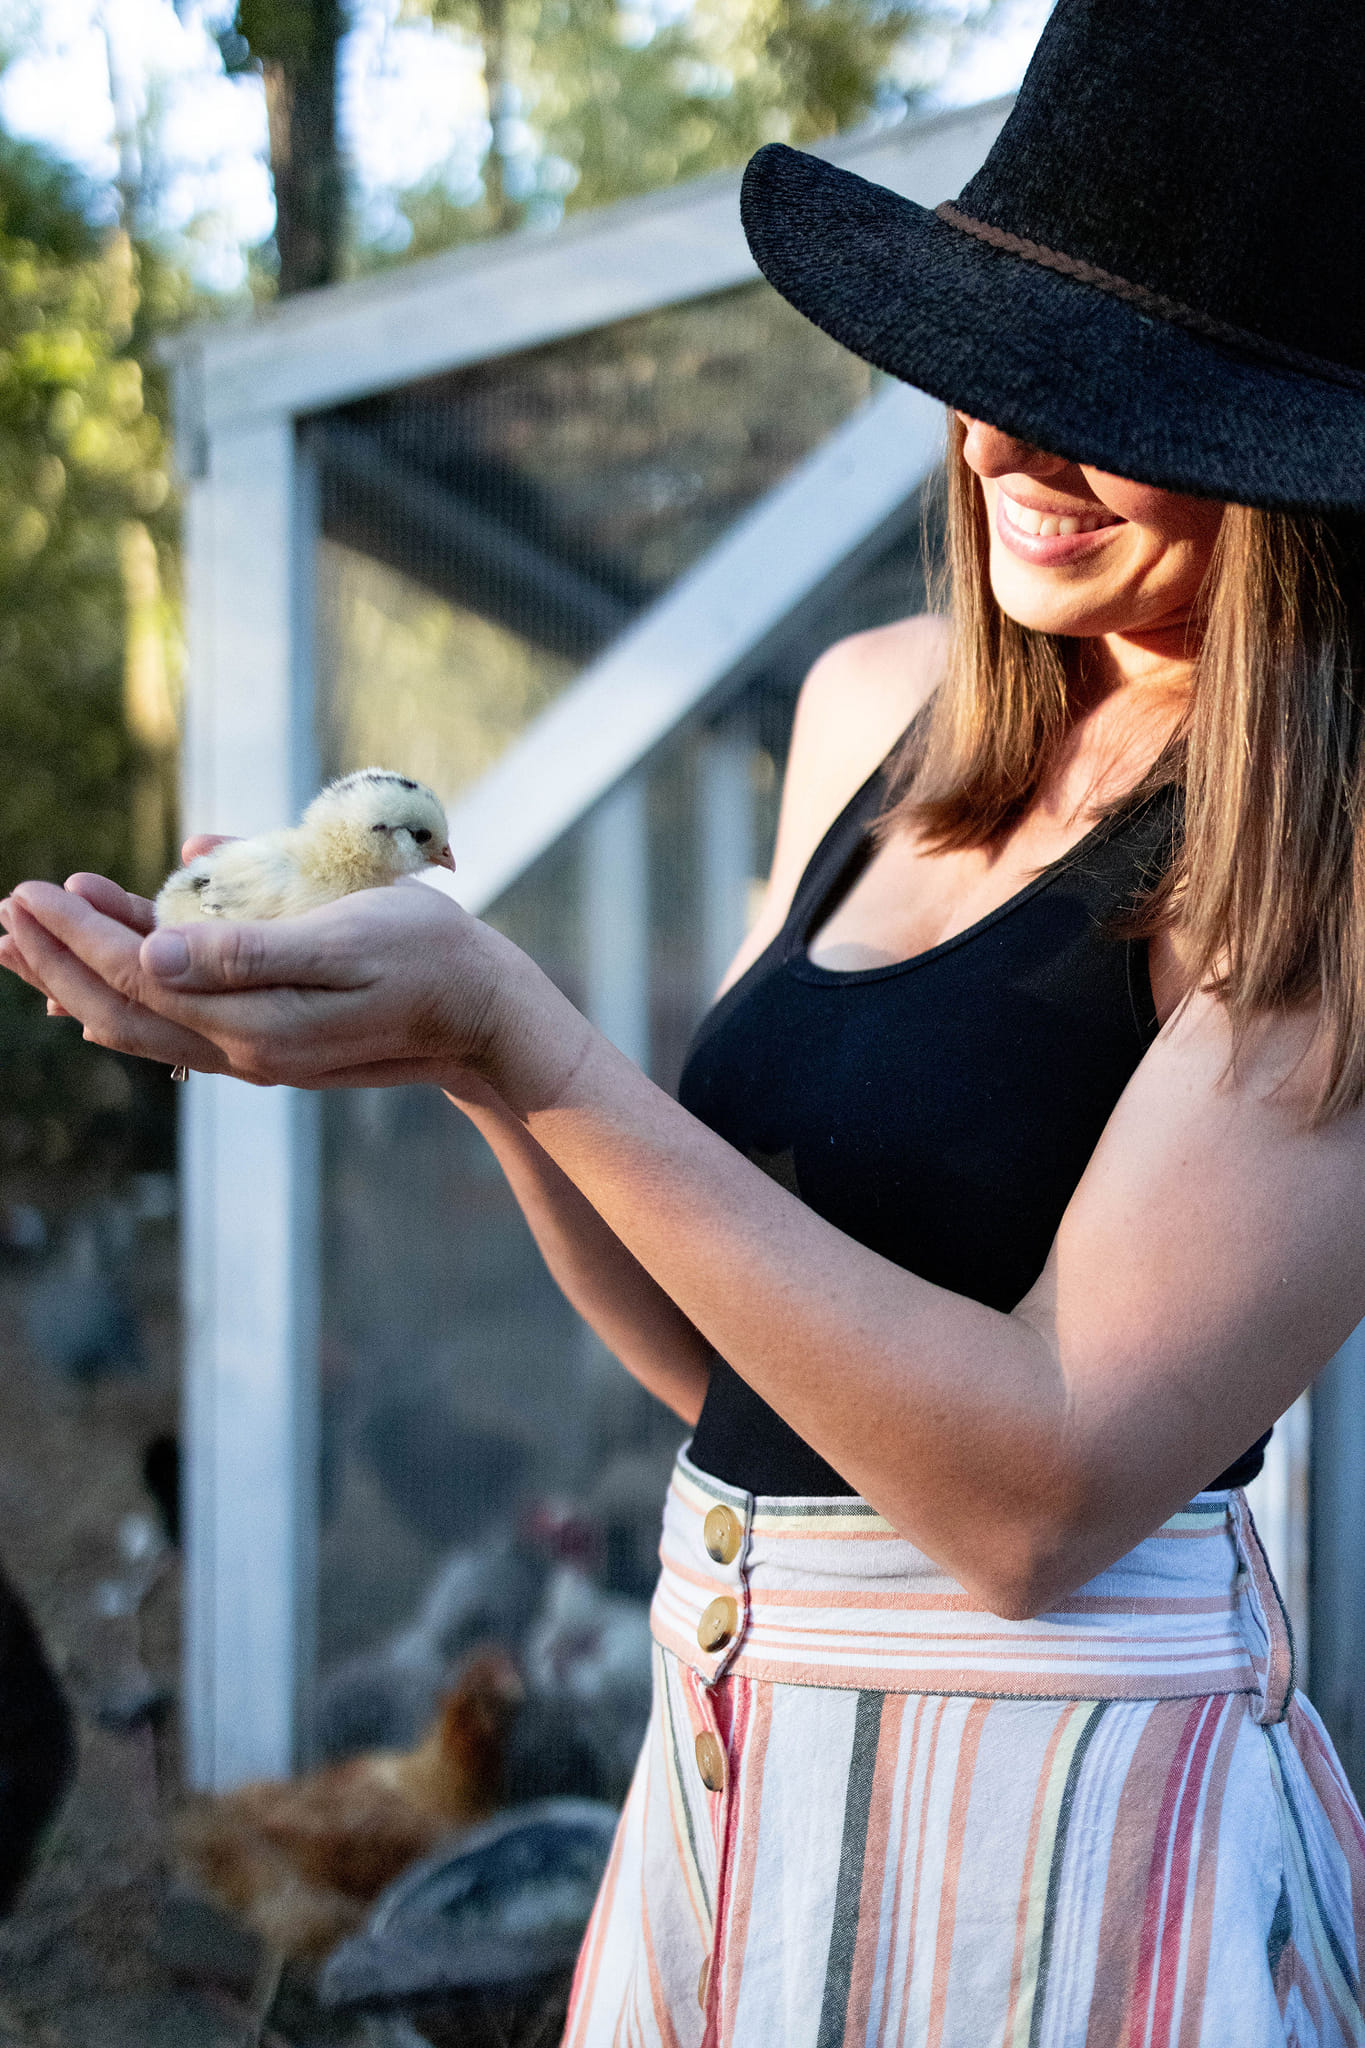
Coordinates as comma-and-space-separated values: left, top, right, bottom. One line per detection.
649, 1444, 1295, 1723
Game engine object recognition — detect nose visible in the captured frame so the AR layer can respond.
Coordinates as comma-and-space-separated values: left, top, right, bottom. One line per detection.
956, 414, 1069, 481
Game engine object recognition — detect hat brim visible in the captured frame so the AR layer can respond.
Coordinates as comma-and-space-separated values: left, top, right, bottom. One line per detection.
742, 145, 1365, 513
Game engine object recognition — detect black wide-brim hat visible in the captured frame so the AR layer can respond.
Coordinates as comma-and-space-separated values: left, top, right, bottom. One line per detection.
741, 0, 1365, 511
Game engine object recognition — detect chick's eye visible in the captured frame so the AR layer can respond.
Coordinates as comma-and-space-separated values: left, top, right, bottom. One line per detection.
412, 829, 432, 844
371, 822, 390, 833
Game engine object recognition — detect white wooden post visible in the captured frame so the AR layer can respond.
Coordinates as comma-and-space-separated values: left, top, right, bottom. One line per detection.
181, 416, 320, 1788
1309, 1324, 1365, 1784
582, 776, 651, 1073
1244, 1392, 1311, 1661
698, 728, 755, 1004
442, 384, 946, 914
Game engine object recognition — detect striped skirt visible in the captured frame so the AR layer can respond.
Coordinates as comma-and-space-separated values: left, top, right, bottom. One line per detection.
563, 1447, 1365, 2047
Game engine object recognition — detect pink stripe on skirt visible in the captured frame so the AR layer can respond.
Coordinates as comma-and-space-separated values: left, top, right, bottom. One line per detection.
563, 1446, 1365, 2046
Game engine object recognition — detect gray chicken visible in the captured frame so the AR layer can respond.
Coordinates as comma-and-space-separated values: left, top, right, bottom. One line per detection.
315, 1533, 550, 1761
318, 1799, 619, 2017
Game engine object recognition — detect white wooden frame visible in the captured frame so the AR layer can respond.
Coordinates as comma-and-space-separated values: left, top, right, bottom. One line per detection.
438, 382, 947, 916
175, 100, 1014, 454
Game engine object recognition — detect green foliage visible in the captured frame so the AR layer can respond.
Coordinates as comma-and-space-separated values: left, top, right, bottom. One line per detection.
369, 0, 953, 261
0, 130, 176, 1169
226, 0, 990, 279
526, 0, 915, 210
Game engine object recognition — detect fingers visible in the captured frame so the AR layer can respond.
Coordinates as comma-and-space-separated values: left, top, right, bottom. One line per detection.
8, 882, 368, 1078
0, 922, 77, 1019
4, 883, 430, 1086
0, 925, 51, 997
182, 834, 234, 863
0, 917, 72, 1014
1, 898, 224, 1072
7, 872, 479, 1090
65, 872, 157, 935
13, 881, 154, 1003
136, 902, 371, 996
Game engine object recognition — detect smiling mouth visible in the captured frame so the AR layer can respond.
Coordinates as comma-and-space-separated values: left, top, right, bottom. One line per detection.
994, 487, 1126, 565
998, 491, 1123, 538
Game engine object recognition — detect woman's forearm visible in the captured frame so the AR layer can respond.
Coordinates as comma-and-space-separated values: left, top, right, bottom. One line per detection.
449, 1084, 713, 1426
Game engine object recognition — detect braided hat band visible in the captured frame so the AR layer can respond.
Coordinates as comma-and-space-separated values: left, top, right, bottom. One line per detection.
934, 203, 1365, 402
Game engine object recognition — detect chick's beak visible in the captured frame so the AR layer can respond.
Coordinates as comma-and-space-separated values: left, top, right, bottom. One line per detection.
431, 843, 456, 872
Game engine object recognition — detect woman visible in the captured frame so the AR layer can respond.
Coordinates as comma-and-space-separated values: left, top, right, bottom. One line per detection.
5, 0, 1365, 2038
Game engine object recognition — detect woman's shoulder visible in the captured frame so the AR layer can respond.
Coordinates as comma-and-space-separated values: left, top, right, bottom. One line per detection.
714, 616, 948, 997
797, 613, 949, 752
774, 614, 947, 876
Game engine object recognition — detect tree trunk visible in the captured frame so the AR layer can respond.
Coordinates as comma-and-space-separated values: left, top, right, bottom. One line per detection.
243, 0, 347, 294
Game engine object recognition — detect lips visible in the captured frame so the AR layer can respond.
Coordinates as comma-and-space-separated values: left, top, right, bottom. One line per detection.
994, 488, 1126, 566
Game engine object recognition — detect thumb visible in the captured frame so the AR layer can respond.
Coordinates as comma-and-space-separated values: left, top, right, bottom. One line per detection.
182, 833, 236, 863
140, 915, 363, 992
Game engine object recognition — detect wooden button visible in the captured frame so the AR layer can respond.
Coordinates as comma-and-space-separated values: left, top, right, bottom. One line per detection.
704, 1503, 742, 1565
695, 1729, 726, 1792
697, 1594, 739, 1654
698, 1956, 711, 2008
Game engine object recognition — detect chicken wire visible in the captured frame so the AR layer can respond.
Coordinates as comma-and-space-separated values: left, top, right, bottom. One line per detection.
306, 280, 939, 1798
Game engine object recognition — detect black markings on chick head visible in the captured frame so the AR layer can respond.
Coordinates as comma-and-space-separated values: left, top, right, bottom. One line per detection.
340, 769, 418, 792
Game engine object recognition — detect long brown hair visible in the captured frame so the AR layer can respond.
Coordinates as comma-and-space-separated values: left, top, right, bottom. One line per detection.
882, 411, 1365, 1122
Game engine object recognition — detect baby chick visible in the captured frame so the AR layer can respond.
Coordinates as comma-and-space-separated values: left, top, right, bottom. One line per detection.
154, 769, 455, 927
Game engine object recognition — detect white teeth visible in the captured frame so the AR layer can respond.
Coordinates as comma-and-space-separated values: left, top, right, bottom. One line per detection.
1001, 493, 1115, 539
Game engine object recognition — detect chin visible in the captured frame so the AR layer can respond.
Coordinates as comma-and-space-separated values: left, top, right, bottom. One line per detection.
986, 551, 1117, 639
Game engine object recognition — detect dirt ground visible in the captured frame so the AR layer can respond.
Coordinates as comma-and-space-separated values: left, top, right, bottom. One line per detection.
0, 1177, 442, 2048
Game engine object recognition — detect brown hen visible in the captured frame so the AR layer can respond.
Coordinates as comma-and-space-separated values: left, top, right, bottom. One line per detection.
177, 1649, 523, 1960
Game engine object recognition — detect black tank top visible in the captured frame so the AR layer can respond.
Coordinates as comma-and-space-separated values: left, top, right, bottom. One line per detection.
680, 738, 1269, 1497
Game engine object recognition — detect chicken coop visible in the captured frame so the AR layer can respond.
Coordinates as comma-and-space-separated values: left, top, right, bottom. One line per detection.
170, 95, 1356, 1803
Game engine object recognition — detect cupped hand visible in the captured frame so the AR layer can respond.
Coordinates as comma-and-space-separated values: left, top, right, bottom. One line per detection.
12, 838, 235, 1017
0, 874, 530, 1092
1, 870, 160, 1019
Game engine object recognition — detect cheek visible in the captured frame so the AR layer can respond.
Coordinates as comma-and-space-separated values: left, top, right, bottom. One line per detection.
1082, 470, 1225, 553
1127, 525, 1222, 612
1082, 471, 1173, 526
